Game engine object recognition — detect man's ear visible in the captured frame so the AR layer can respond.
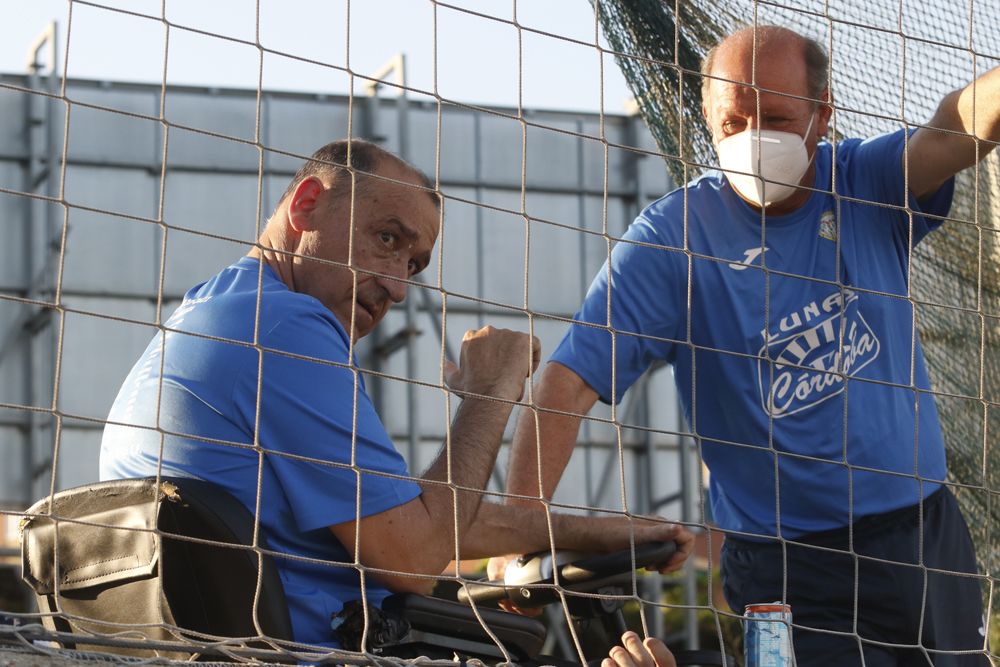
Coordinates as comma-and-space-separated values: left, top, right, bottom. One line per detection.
816, 87, 833, 138
288, 176, 326, 233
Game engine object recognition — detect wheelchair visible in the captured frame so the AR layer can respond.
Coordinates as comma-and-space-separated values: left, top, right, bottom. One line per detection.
16, 477, 731, 665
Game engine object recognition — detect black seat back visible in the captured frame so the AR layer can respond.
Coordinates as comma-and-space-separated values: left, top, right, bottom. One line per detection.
20, 477, 292, 659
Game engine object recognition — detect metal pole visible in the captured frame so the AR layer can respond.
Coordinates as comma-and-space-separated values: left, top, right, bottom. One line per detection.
474, 114, 485, 329
21, 21, 59, 505
574, 119, 599, 509
42, 26, 60, 495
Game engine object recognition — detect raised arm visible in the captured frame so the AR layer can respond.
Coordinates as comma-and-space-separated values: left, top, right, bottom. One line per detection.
330, 326, 539, 594
505, 361, 601, 505
906, 64, 1000, 200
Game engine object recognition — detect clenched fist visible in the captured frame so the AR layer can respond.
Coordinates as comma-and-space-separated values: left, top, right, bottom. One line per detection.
443, 326, 541, 401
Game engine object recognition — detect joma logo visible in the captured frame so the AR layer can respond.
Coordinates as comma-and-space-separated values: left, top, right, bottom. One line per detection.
728, 246, 769, 271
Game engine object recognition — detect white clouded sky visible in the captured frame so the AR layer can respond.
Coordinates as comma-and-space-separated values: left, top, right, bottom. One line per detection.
0, 0, 635, 113
3, 1, 996, 125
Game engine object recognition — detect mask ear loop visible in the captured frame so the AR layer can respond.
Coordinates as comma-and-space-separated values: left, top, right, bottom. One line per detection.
802, 111, 818, 164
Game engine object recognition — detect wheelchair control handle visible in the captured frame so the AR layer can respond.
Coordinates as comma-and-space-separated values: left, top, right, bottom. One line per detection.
456, 579, 514, 606
457, 541, 677, 607
561, 540, 676, 583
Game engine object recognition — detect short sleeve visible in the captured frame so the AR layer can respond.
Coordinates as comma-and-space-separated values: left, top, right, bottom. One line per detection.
847, 129, 954, 246
550, 216, 686, 404
241, 309, 421, 533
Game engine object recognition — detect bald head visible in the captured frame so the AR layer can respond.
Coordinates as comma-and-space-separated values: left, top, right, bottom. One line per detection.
701, 25, 828, 104
277, 139, 438, 215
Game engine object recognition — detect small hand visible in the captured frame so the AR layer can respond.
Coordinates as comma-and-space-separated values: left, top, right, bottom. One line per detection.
486, 553, 511, 582
603, 517, 694, 574
603, 631, 676, 667
636, 520, 694, 574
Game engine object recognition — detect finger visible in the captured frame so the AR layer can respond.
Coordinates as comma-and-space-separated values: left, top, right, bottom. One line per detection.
486, 555, 509, 581
673, 527, 695, 560
442, 359, 460, 388
657, 525, 694, 573
644, 638, 677, 667
623, 631, 655, 667
657, 549, 689, 574
673, 524, 695, 549
530, 335, 542, 373
608, 646, 637, 667
498, 600, 543, 617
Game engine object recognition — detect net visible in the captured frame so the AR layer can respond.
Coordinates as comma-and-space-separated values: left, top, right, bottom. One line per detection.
0, 0, 997, 665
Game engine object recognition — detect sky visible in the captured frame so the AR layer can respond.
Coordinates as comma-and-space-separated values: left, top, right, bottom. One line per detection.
1, 1, 996, 129
0, 0, 635, 113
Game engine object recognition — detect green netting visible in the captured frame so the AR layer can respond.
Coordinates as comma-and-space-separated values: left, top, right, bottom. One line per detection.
592, 0, 738, 184
594, 0, 1000, 573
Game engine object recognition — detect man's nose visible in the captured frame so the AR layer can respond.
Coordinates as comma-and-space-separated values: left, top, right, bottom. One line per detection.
378, 267, 409, 304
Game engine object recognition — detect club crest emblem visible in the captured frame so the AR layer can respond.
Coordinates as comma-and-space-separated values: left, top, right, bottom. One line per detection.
818, 210, 837, 242
757, 289, 880, 418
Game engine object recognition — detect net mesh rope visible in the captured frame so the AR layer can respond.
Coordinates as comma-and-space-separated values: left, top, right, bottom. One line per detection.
0, 0, 995, 665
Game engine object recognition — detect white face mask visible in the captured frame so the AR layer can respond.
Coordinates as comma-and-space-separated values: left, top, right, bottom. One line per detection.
716, 113, 816, 207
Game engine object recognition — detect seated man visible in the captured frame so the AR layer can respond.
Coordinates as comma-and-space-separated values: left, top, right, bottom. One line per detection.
99, 139, 692, 648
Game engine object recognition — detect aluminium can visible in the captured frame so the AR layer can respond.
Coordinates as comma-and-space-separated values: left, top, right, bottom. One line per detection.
744, 602, 793, 667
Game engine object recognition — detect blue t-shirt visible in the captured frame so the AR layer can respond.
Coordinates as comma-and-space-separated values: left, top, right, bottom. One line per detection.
100, 256, 421, 646
551, 130, 954, 540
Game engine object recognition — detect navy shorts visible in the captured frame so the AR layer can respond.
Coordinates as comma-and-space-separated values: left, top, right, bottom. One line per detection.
721, 487, 989, 666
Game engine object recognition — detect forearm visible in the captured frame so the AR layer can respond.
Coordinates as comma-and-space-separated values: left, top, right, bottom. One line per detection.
418, 396, 515, 546
955, 65, 1000, 145
332, 325, 538, 591
377, 369, 589, 575
505, 362, 598, 504
459, 503, 625, 559
459, 502, 692, 567
505, 404, 580, 504
331, 397, 514, 595
923, 78, 1000, 166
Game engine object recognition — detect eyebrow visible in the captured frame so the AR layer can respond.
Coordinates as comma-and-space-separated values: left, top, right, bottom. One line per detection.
385, 218, 432, 274
385, 217, 419, 243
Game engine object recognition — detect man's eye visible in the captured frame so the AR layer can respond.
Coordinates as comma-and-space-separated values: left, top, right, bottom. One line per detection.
379, 231, 395, 246
408, 259, 419, 275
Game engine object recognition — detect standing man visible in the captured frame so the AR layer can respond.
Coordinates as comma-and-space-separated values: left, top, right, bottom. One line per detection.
500, 25, 999, 666
100, 140, 691, 648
